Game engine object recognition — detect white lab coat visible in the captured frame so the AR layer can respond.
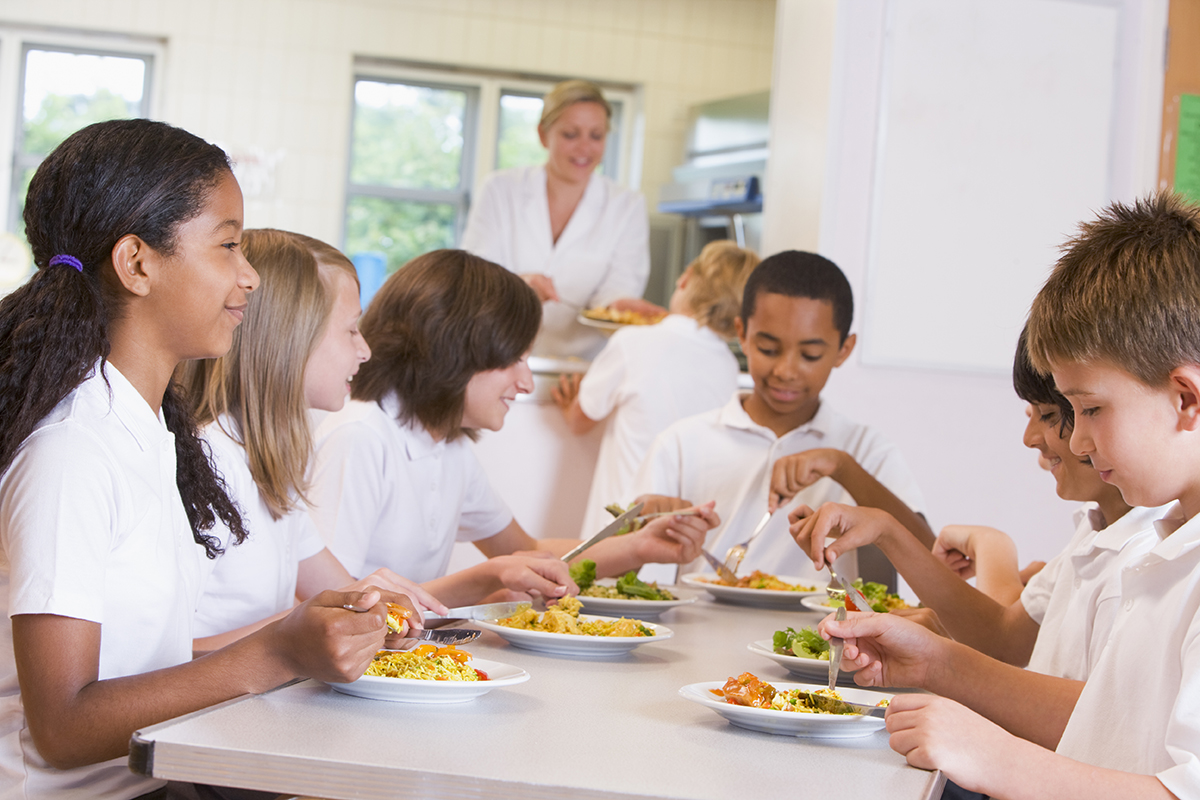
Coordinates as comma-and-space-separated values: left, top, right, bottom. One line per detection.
460, 165, 650, 359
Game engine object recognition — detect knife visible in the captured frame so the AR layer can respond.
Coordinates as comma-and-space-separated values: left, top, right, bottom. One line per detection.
833, 574, 876, 615
828, 606, 846, 692
700, 548, 740, 584
423, 601, 528, 622
794, 686, 886, 718
560, 502, 644, 563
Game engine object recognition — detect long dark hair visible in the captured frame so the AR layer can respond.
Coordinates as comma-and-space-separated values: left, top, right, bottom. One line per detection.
1, 118, 247, 557
352, 249, 540, 441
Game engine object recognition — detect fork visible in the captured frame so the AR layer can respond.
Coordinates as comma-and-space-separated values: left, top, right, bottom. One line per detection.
398, 628, 481, 646
722, 510, 774, 575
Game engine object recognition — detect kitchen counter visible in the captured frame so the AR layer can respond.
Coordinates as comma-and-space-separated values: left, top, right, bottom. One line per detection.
130, 594, 942, 799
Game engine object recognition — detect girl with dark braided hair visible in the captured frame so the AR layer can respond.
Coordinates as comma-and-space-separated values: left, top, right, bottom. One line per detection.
0, 119, 413, 799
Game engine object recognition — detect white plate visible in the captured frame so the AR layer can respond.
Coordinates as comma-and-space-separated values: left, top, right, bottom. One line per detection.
327, 658, 529, 703
680, 573, 825, 609
475, 615, 673, 657
679, 680, 890, 738
577, 581, 696, 619
576, 313, 623, 332
800, 596, 838, 614
747, 639, 859, 683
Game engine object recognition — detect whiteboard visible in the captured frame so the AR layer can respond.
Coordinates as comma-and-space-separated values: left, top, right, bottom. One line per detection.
861, 0, 1120, 373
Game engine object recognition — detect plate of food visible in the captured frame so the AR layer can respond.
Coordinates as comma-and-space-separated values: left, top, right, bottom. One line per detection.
577, 307, 666, 331
799, 579, 911, 614
680, 571, 824, 609
474, 596, 672, 657
575, 567, 695, 619
747, 631, 858, 684
328, 645, 529, 703
679, 673, 890, 738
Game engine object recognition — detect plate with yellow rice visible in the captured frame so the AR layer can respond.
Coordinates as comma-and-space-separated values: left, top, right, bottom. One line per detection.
474, 596, 672, 657
328, 647, 529, 703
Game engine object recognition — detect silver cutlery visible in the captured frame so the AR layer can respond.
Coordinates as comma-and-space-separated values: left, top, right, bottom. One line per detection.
722, 509, 774, 576
561, 502, 644, 562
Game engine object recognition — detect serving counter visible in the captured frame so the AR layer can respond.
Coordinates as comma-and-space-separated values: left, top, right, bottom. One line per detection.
130, 594, 944, 800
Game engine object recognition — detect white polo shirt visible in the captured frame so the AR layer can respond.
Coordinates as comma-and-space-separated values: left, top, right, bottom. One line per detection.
576, 314, 739, 538
634, 394, 925, 583
193, 419, 326, 638
1056, 504, 1200, 794
0, 364, 205, 800
1021, 503, 1167, 680
309, 395, 514, 583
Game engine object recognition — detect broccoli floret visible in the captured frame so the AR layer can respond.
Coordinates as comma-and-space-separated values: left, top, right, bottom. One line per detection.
569, 559, 597, 590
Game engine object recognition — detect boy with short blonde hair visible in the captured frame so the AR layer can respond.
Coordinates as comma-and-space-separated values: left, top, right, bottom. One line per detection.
810, 193, 1200, 799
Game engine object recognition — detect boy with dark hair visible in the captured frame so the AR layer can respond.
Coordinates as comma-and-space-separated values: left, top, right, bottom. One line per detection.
633, 250, 931, 583
806, 194, 1200, 798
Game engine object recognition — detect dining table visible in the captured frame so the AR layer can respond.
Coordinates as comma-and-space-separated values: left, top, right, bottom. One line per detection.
129, 585, 945, 800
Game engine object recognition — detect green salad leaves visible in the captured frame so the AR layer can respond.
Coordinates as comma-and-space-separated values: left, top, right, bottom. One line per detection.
773, 626, 830, 660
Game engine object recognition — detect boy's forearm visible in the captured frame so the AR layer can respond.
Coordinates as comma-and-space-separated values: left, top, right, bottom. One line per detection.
968, 531, 1026, 606
876, 527, 1037, 664
832, 455, 935, 548
933, 641, 1082, 748
975, 741, 1175, 800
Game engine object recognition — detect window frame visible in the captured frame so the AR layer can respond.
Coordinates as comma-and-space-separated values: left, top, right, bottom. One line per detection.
343, 58, 641, 257
1, 27, 161, 234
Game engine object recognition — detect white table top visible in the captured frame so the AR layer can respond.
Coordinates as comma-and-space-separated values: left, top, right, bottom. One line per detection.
131, 589, 944, 800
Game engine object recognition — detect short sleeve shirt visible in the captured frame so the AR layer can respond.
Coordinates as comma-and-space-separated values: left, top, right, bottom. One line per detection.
193, 419, 325, 638
1021, 503, 1166, 679
309, 396, 514, 583
575, 315, 739, 536
0, 364, 205, 799
634, 395, 925, 582
1056, 505, 1200, 794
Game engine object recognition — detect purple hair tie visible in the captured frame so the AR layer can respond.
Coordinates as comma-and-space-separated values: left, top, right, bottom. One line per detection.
49, 254, 83, 272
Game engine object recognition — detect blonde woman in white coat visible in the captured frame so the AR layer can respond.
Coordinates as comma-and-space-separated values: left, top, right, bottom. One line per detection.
461, 80, 657, 359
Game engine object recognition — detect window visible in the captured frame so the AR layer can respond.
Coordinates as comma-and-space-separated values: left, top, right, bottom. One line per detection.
344, 61, 638, 286
12, 45, 153, 233
0, 27, 159, 295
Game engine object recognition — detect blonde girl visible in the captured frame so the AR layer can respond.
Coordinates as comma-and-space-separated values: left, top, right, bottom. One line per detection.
309, 249, 718, 606
0, 120, 407, 800
179, 229, 446, 651
554, 240, 761, 537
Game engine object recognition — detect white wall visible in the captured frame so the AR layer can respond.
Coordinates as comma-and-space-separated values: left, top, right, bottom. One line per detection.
0, 0, 775, 246
765, 0, 1167, 565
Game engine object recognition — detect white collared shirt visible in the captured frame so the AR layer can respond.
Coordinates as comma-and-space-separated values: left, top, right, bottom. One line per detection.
0, 363, 205, 799
576, 314, 740, 537
309, 396, 513, 583
460, 165, 650, 359
1021, 503, 1167, 679
193, 418, 326, 637
634, 393, 925, 582
1056, 504, 1200, 794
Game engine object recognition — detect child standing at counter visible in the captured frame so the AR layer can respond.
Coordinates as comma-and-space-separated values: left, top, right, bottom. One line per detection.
309, 249, 718, 606
0, 120, 405, 800
633, 250, 930, 582
179, 229, 446, 650
553, 240, 760, 538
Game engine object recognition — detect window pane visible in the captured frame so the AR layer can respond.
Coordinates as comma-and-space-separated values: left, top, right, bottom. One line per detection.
497, 93, 545, 171
351, 81, 466, 190
344, 195, 457, 275
22, 49, 146, 157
